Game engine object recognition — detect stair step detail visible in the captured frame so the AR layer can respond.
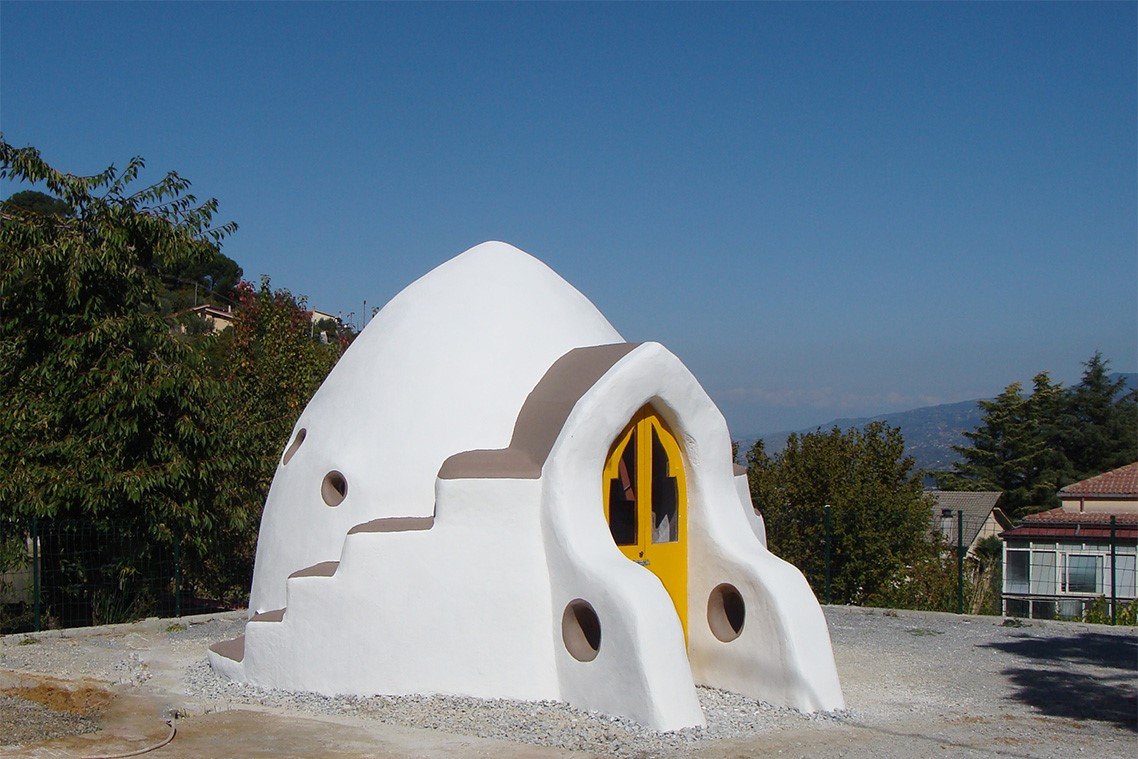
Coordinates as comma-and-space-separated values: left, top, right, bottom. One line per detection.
288, 560, 339, 579
209, 634, 245, 663
250, 608, 285, 622
348, 516, 435, 535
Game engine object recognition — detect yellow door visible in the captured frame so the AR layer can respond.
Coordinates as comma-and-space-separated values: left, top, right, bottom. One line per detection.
602, 406, 688, 639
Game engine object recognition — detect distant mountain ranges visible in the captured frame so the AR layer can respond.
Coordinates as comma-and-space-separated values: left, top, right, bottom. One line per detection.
741, 372, 1137, 474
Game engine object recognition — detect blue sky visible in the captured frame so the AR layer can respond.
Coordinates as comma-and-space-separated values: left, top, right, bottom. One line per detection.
2, 2, 1135, 435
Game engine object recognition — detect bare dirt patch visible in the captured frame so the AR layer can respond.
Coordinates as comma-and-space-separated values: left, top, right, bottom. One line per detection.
0, 675, 112, 749
2, 681, 114, 714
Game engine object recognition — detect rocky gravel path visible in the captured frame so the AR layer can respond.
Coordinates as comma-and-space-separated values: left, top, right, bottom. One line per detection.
2, 606, 1134, 758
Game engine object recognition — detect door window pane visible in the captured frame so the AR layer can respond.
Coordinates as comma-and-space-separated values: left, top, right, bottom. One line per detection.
1114, 555, 1137, 597
1066, 555, 1101, 594
607, 432, 637, 546
1006, 550, 1029, 594
1030, 551, 1056, 594
650, 426, 678, 543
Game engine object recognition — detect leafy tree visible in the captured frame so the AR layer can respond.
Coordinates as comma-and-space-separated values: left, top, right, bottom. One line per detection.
747, 422, 936, 606
0, 139, 242, 623
192, 278, 344, 597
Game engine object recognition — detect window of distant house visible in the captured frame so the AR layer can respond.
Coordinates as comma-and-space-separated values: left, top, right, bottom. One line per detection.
1005, 550, 1029, 594
1029, 551, 1056, 595
1116, 555, 1137, 597
1064, 554, 1102, 594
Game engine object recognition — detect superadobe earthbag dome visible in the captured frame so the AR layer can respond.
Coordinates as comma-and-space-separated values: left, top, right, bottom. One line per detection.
209, 241, 843, 730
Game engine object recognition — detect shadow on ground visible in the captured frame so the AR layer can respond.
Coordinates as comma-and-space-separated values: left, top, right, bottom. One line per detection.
981, 632, 1137, 730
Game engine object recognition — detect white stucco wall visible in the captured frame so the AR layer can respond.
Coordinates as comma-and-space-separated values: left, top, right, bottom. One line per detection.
541, 343, 844, 718
215, 242, 843, 731
249, 242, 622, 613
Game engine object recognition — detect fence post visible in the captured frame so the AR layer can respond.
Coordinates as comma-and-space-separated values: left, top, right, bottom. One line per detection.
823, 503, 832, 605
173, 529, 182, 618
957, 509, 964, 615
31, 516, 41, 632
1110, 515, 1117, 625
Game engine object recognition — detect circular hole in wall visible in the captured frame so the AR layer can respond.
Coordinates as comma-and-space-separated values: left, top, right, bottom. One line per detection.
321, 470, 347, 507
282, 428, 307, 466
707, 583, 745, 642
562, 599, 601, 662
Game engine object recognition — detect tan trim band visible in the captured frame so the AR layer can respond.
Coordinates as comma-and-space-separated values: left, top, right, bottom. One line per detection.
347, 516, 436, 535
439, 343, 640, 480
209, 635, 245, 663
288, 560, 340, 579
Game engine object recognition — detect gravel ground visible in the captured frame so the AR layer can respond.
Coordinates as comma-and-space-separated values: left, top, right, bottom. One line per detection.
182, 655, 842, 757
2, 606, 1135, 758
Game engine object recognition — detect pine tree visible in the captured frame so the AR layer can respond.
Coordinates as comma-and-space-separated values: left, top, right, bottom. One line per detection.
938, 354, 1137, 518
1064, 352, 1138, 479
935, 383, 1053, 516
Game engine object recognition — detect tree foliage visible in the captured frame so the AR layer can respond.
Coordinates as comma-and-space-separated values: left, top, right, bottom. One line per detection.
0, 140, 237, 524
202, 279, 343, 519
936, 353, 1137, 517
0, 140, 245, 620
158, 247, 244, 302
747, 422, 937, 606
0, 140, 353, 618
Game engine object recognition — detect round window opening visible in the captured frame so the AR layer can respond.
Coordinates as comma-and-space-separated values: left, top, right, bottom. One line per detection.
282, 428, 307, 466
707, 583, 745, 642
321, 470, 347, 507
562, 599, 601, 662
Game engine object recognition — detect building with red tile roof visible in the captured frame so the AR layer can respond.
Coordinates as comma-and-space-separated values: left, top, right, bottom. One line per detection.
1001, 462, 1138, 621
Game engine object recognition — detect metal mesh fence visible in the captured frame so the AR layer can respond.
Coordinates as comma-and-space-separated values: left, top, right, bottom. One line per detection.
0, 517, 182, 634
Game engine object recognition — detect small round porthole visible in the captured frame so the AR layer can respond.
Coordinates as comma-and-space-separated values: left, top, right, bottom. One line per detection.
707, 583, 745, 642
282, 428, 307, 466
321, 470, 347, 507
562, 599, 601, 662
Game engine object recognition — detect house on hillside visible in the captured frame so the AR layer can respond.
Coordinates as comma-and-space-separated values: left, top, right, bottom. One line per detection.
309, 308, 339, 325
174, 304, 342, 338
927, 490, 1011, 556
1001, 462, 1138, 620
175, 304, 235, 332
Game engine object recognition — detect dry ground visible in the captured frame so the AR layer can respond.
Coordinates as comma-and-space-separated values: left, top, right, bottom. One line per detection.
1, 605, 1134, 758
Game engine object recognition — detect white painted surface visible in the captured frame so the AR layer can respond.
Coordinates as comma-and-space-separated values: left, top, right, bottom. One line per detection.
735, 473, 768, 547
542, 343, 843, 716
215, 242, 843, 731
249, 241, 621, 613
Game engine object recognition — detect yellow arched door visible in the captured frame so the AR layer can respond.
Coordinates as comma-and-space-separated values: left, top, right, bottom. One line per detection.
602, 406, 688, 639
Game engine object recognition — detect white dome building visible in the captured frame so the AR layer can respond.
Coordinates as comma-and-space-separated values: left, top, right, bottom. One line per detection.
209, 241, 843, 730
